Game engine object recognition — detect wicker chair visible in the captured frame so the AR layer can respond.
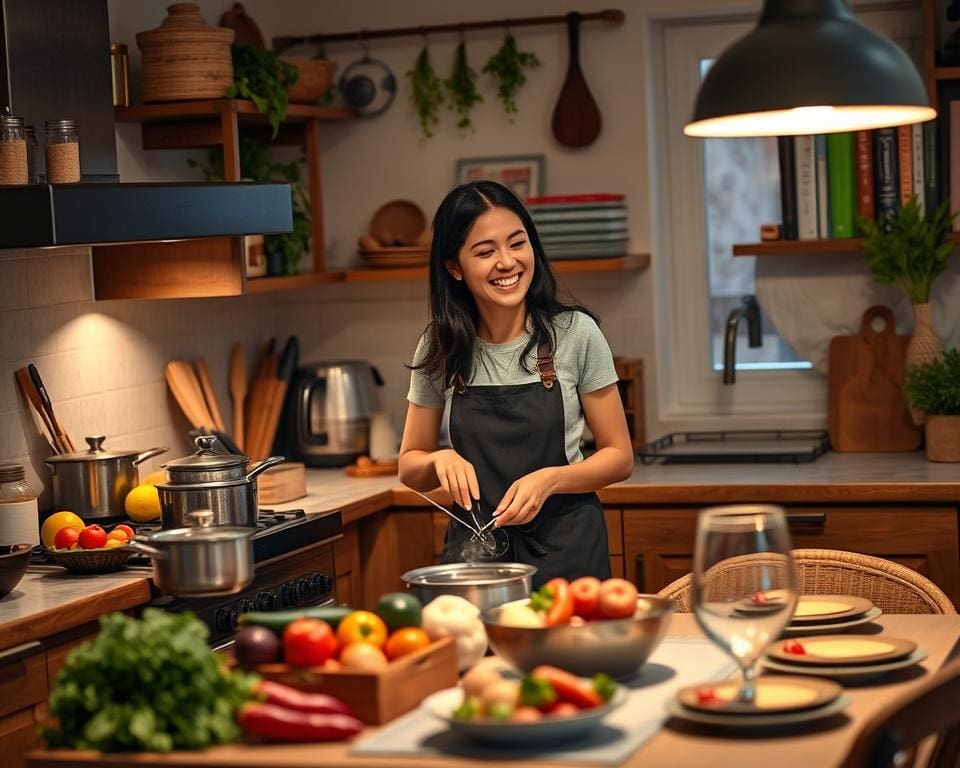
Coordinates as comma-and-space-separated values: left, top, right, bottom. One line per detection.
657, 549, 957, 614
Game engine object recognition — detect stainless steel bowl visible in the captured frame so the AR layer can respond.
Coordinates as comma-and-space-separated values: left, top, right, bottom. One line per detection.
482, 595, 675, 679
401, 562, 536, 612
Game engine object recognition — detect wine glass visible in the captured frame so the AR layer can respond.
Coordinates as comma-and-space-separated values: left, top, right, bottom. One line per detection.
692, 504, 798, 703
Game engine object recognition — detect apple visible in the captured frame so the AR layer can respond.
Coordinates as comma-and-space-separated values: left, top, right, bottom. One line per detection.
570, 576, 602, 618
596, 578, 639, 620
53, 526, 80, 550
78, 524, 108, 550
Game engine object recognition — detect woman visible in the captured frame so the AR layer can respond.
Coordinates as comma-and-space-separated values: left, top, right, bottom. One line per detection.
398, 181, 634, 586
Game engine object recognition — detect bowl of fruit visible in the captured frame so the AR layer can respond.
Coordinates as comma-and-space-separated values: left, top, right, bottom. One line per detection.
45, 519, 135, 574
481, 577, 674, 679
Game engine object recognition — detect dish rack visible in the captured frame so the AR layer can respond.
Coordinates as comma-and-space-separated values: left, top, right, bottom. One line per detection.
638, 430, 831, 465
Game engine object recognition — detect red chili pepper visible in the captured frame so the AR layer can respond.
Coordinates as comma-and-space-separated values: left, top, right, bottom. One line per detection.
255, 680, 355, 717
531, 665, 603, 709
783, 640, 806, 655
237, 702, 364, 743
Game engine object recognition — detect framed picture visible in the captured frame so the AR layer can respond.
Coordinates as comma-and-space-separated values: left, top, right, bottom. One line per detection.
455, 154, 546, 198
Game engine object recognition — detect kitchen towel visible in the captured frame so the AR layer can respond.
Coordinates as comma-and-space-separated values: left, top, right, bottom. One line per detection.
351, 637, 736, 765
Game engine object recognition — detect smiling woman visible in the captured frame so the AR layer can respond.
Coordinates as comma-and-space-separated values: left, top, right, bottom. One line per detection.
397, 181, 634, 588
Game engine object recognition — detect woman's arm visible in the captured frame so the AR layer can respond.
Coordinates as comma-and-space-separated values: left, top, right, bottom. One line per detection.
494, 383, 634, 525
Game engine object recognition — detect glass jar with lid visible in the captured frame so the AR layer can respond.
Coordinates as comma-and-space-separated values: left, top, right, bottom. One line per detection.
0, 115, 28, 185
0, 463, 39, 546
45, 119, 80, 184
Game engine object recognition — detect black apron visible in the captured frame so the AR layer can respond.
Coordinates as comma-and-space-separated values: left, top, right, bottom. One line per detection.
441, 342, 611, 589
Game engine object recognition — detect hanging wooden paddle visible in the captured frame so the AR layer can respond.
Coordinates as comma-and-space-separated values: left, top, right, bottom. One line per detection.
551, 12, 602, 148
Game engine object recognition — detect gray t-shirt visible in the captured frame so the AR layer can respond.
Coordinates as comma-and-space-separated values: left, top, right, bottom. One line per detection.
407, 310, 619, 464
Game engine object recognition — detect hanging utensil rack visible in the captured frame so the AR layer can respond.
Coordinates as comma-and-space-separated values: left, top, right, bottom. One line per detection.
273, 8, 624, 51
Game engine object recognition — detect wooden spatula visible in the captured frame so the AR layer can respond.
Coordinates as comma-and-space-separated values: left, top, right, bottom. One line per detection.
15, 367, 62, 452
229, 342, 247, 451
195, 357, 226, 432
165, 361, 213, 431
551, 12, 602, 148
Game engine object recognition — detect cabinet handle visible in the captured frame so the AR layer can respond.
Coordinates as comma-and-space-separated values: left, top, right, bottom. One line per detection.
0, 640, 42, 666
634, 554, 645, 593
787, 512, 826, 529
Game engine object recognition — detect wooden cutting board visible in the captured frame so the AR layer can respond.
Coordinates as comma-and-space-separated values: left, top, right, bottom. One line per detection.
828, 306, 921, 452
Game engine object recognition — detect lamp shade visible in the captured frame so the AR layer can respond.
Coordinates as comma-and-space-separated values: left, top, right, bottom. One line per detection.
684, 0, 935, 137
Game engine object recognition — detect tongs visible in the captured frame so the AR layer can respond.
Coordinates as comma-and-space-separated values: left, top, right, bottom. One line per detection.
404, 487, 498, 537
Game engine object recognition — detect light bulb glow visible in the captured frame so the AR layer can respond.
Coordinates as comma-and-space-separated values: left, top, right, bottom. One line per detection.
685, 105, 936, 138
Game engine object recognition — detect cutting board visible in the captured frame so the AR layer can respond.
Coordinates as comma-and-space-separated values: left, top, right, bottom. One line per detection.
828, 306, 921, 452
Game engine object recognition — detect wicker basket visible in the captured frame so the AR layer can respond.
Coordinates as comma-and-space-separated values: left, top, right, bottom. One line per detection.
286, 58, 337, 104
137, 3, 234, 103
47, 546, 133, 574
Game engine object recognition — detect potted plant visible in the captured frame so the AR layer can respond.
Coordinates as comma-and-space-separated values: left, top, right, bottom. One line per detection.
861, 197, 957, 423
903, 349, 960, 461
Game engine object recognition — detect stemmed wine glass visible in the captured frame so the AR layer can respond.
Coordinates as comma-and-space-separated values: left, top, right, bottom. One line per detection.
692, 504, 798, 703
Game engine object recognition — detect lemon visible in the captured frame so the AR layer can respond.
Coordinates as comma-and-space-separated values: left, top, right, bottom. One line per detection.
140, 469, 168, 486
125, 484, 161, 523
41, 510, 84, 549
104, 538, 124, 549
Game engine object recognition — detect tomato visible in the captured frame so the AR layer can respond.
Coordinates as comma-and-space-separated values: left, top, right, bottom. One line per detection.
283, 618, 338, 667
336, 611, 388, 648
78, 524, 108, 550
374, 592, 422, 631
113, 524, 135, 539
53, 527, 80, 550
383, 627, 431, 660
783, 640, 806, 655
107, 529, 129, 543
529, 578, 575, 626
596, 578, 639, 620
339, 642, 388, 671
696, 686, 719, 705
570, 577, 602, 618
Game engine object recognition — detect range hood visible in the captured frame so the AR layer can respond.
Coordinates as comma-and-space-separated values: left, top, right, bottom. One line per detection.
0, 0, 292, 249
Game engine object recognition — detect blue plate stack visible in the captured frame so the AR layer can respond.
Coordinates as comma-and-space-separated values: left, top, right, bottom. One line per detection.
527, 194, 628, 260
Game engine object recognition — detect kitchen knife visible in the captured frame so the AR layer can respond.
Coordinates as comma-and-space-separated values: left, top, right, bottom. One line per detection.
15, 367, 62, 453
27, 363, 75, 452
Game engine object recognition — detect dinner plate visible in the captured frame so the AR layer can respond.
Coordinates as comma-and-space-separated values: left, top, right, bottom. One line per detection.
676, 676, 841, 715
763, 648, 928, 684
781, 607, 883, 637
665, 693, 851, 730
421, 686, 625, 745
767, 635, 916, 666
789, 595, 875, 624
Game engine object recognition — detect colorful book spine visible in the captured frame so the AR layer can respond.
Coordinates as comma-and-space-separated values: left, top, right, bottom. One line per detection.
897, 125, 913, 205
815, 135, 830, 238
855, 130, 874, 226
872, 128, 899, 220
777, 136, 798, 240
923, 120, 938, 212
912, 123, 925, 215
795, 135, 818, 240
826, 132, 856, 238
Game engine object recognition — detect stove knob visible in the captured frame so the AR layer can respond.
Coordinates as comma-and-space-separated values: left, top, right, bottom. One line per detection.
237, 599, 254, 616
214, 607, 234, 633
296, 578, 311, 601
310, 573, 330, 594
281, 582, 298, 607
255, 591, 275, 611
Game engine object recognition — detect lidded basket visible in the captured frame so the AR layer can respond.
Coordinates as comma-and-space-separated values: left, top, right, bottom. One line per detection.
136, 3, 234, 102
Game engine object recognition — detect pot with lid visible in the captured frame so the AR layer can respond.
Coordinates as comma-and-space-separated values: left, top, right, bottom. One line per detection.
157, 435, 284, 528
45, 436, 167, 520
401, 562, 536, 612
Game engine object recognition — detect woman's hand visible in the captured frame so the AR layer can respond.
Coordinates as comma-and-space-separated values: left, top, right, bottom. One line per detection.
494, 468, 559, 527
431, 449, 479, 510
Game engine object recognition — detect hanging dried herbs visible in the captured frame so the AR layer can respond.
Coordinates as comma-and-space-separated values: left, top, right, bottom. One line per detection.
483, 34, 541, 119
445, 41, 483, 130
407, 46, 445, 138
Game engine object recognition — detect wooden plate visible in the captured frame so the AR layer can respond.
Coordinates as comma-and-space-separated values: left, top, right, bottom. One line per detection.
782, 606, 883, 637
789, 595, 875, 624
763, 648, 928, 683
676, 675, 841, 715
370, 200, 427, 246
665, 693, 850, 730
768, 635, 916, 666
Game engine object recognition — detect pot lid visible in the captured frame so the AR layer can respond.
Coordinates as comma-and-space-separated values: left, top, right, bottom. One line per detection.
163, 435, 247, 471
46, 435, 142, 463
146, 525, 253, 544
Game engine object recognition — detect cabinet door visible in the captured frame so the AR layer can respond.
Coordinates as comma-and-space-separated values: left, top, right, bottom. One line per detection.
0, 643, 48, 768
333, 523, 362, 608
0, 704, 46, 768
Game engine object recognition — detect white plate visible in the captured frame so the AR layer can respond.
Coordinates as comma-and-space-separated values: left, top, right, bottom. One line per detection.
781, 606, 883, 636
664, 693, 850, 729
421, 686, 625, 745
763, 648, 928, 684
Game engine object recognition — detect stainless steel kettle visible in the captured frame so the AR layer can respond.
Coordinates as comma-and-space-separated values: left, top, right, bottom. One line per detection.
281, 361, 383, 467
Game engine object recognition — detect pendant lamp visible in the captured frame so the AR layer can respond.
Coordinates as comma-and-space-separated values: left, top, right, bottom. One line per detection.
684, 0, 936, 137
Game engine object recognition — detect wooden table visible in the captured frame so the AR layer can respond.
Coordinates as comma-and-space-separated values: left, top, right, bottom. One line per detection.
27, 614, 960, 768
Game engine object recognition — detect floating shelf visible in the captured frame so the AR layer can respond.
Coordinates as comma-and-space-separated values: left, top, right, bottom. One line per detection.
247, 273, 342, 293
115, 99, 358, 125
733, 232, 960, 257
934, 66, 960, 80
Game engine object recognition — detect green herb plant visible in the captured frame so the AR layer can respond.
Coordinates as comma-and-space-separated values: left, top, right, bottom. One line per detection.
904, 348, 960, 415
225, 44, 299, 139
407, 45, 445, 138
42, 610, 257, 753
482, 33, 541, 119
860, 197, 957, 304
445, 41, 483, 130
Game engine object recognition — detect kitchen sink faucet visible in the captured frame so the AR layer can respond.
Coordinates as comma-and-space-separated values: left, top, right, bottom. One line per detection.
723, 295, 762, 385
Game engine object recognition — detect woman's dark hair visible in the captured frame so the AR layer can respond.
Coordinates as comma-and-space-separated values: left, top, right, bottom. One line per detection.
412, 180, 597, 391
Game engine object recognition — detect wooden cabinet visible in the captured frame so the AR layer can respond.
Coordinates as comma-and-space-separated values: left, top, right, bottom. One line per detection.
623, 504, 960, 607
333, 523, 362, 608
0, 642, 48, 768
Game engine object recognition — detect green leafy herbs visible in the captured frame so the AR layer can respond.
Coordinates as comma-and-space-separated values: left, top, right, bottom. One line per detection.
407, 46, 445, 138
445, 41, 483, 130
482, 33, 541, 119
860, 197, 957, 304
42, 609, 258, 753
225, 44, 299, 139
904, 349, 960, 415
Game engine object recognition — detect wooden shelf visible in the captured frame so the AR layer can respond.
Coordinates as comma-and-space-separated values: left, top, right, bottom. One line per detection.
115, 99, 358, 125
246, 272, 342, 293
934, 66, 960, 80
733, 232, 960, 257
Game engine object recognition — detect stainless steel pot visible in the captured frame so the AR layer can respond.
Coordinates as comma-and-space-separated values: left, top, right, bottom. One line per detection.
164, 435, 252, 484
401, 563, 536, 612
128, 510, 254, 597
45, 436, 167, 520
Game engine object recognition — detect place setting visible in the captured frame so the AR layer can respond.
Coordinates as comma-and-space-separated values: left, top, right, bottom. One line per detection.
762, 634, 928, 684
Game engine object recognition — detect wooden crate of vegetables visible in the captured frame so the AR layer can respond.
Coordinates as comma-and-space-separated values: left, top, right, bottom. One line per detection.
234, 592, 468, 724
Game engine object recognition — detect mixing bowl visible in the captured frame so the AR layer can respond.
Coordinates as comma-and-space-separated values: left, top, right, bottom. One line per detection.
401, 562, 536, 612
482, 595, 674, 679
0, 544, 32, 598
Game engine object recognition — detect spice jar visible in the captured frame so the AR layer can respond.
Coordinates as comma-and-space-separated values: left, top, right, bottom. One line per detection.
0, 115, 28, 185
111, 43, 130, 107
45, 120, 80, 184
25, 126, 38, 184
0, 464, 39, 546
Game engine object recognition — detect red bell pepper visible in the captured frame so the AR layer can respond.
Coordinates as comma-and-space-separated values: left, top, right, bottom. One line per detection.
529, 578, 575, 626
237, 702, 364, 743
531, 665, 604, 709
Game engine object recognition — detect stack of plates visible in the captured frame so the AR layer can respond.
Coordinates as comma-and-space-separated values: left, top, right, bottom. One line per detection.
781, 595, 883, 636
763, 635, 927, 683
527, 194, 628, 260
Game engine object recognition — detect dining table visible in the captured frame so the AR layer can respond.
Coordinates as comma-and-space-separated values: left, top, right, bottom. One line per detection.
27, 613, 960, 768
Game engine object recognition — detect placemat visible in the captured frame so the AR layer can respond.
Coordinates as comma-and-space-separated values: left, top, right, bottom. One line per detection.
352, 637, 736, 765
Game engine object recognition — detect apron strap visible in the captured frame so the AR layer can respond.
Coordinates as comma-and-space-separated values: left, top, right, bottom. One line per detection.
536, 342, 557, 390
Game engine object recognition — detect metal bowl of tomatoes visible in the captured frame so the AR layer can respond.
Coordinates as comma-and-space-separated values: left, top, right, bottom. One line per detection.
481, 582, 674, 680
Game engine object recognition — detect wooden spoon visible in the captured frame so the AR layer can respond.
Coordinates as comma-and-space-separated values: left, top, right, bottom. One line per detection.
551, 12, 602, 148
165, 361, 213, 431
229, 343, 247, 451
195, 357, 227, 432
